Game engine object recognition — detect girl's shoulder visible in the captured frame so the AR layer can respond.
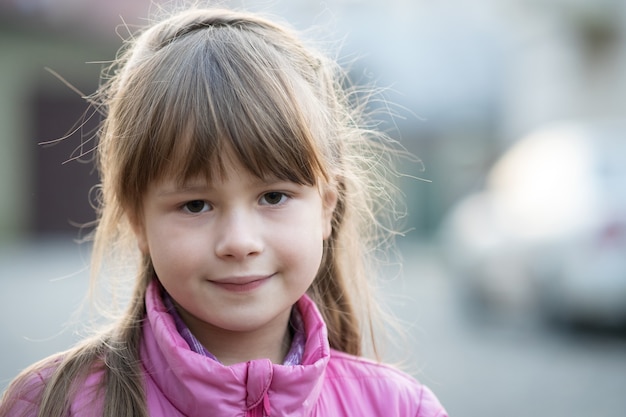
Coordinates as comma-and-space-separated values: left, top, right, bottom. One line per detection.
0, 355, 62, 417
323, 349, 448, 417
0, 352, 106, 417
327, 349, 417, 379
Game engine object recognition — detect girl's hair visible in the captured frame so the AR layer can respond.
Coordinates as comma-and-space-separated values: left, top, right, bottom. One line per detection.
1, 6, 404, 417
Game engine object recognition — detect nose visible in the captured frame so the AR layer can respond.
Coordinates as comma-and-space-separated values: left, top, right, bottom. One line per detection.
214, 209, 263, 260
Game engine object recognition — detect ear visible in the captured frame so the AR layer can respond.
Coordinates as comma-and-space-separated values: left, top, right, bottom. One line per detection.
128, 212, 149, 255
321, 187, 338, 240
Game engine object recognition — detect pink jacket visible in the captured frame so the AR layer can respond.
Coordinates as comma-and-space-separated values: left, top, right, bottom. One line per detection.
2, 281, 448, 416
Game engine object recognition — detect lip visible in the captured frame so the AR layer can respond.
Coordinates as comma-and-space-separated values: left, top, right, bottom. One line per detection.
209, 274, 273, 293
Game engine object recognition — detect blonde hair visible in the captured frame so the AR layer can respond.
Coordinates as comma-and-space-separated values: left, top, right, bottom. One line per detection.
1, 6, 404, 417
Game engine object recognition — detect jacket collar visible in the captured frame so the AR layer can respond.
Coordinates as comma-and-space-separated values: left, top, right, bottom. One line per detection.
141, 280, 330, 416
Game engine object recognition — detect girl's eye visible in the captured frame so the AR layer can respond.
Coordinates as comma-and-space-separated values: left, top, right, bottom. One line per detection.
183, 200, 209, 213
260, 192, 288, 206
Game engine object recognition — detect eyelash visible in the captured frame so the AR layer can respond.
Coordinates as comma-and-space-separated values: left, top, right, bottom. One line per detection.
182, 200, 210, 214
181, 192, 290, 214
260, 191, 289, 206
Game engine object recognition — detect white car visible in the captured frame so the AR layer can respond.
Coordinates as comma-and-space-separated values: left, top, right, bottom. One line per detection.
439, 121, 626, 327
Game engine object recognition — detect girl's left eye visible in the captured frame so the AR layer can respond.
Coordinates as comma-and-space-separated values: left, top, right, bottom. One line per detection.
182, 200, 210, 213
260, 192, 288, 205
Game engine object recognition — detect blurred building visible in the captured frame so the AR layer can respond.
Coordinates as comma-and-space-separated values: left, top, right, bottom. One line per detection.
0, 0, 153, 240
0, 0, 625, 242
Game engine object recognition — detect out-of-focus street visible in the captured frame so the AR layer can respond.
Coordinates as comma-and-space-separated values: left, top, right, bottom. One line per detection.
1, 238, 625, 416
391, 241, 626, 416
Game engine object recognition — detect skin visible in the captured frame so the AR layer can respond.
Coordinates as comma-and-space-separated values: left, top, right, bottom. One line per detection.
133, 157, 336, 365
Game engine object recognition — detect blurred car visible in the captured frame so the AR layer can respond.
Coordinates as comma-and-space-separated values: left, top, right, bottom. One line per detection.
439, 121, 626, 328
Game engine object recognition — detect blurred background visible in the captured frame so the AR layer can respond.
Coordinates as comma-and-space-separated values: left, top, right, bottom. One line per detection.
1, 0, 626, 415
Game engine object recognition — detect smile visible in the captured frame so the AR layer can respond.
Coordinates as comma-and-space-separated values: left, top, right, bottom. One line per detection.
209, 274, 274, 293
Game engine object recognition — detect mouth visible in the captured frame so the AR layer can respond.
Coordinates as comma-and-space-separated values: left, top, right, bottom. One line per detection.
209, 274, 274, 293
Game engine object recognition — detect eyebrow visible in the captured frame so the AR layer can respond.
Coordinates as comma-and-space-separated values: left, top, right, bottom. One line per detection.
156, 184, 211, 197
155, 176, 294, 197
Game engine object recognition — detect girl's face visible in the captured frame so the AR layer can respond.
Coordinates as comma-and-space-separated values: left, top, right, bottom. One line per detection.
133, 156, 336, 361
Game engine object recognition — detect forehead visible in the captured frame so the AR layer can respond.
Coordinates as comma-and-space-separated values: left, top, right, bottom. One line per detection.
155, 152, 280, 190
157, 135, 321, 190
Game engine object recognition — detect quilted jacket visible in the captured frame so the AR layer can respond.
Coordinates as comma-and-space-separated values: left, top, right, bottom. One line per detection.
1, 280, 448, 417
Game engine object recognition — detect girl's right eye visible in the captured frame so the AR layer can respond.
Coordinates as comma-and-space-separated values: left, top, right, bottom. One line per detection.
182, 200, 210, 214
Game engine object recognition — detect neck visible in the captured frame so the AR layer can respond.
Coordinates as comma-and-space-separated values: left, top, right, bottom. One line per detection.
178, 307, 293, 365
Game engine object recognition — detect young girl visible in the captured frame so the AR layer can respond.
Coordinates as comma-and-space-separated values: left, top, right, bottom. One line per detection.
0, 6, 448, 417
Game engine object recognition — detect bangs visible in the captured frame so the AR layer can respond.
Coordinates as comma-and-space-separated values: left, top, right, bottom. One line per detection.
123, 24, 331, 196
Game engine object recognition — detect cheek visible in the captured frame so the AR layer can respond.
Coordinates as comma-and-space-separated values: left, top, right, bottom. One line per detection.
146, 240, 177, 275
144, 225, 200, 275
279, 222, 325, 271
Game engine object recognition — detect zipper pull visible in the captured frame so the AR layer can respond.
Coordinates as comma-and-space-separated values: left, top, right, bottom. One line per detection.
263, 391, 271, 416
